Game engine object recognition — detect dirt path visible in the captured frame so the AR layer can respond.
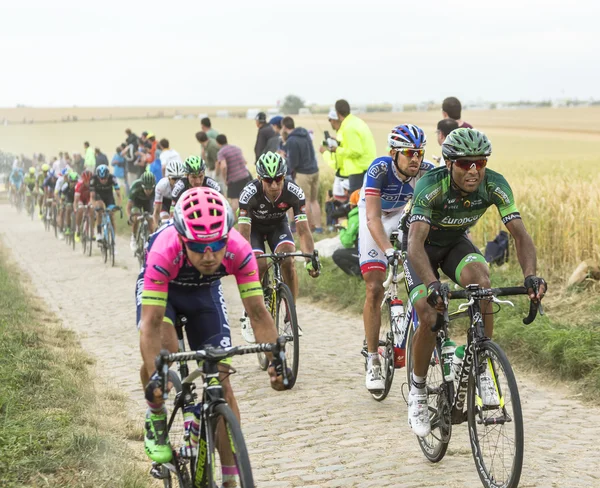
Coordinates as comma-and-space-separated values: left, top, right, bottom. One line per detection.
2, 206, 599, 488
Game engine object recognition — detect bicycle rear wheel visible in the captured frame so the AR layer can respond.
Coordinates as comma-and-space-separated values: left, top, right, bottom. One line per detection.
468, 340, 523, 488
369, 299, 395, 402
275, 283, 299, 388
71, 212, 76, 250
205, 403, 254, 488
405, 318, 451, 462
136, 221, 148, 268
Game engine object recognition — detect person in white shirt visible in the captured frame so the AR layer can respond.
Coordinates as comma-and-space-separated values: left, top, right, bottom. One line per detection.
153, 158, 185, 227
158, 138, 181, 177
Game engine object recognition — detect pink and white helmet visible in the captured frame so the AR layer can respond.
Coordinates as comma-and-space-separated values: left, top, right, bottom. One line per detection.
173, 187, 234, 242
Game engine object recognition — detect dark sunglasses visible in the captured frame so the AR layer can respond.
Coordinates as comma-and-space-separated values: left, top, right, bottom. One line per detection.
261, 175, 284, 184
185, 237, 228, 254
398, 148, 425, 158
453, 158, 487, 171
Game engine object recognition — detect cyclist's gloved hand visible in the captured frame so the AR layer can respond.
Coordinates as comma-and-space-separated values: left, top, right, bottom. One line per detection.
267, 360, 293, 391
384, 248, 396, 266
426, 281, 444, 310
305, 260, 320, 278
524, 275, 547, 302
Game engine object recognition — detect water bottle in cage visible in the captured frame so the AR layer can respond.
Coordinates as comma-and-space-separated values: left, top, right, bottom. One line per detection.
390, 298, 407, 368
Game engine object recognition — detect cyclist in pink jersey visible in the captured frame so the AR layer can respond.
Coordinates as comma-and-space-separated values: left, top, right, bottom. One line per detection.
137, 187, 285, 468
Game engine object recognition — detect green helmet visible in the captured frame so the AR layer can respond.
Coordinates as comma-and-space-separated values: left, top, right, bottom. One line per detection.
184, 155, 206, 175
67, 171, 79, 182
442, 128, 492, 159
140, 171, 156, 189
256, 151, 287, 179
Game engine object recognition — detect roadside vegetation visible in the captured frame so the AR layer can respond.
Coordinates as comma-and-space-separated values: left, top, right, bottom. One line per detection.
0, 246, 148, 488
298, 259, 600, 400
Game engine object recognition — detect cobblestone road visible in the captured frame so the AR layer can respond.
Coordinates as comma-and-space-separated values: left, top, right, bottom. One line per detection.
2, 207, 599, 488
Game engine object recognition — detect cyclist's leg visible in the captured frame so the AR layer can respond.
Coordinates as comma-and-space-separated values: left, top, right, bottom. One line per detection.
267, 221, 297, 299
145, 199, 156, 233
131, 204, 142, 237
441, 236, 492, 335
94, 197, 106, 237
249, 226, 268, 281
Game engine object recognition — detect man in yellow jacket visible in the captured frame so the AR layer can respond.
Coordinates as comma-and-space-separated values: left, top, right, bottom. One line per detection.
330, 99, 376, 193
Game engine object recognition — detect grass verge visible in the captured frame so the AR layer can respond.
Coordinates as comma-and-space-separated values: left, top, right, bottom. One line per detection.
298, 259, 600, 400
0, 245, 149, 487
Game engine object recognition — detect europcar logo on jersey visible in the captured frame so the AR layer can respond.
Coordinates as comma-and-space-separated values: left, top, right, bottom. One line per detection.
494, 186, 510, 204
425, 187, 441, 201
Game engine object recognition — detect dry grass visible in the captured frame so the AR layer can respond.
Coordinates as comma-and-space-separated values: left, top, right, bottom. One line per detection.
1, 106, 599, 278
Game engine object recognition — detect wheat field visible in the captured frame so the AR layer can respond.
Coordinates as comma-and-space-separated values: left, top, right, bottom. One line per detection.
1, 106, 599, 278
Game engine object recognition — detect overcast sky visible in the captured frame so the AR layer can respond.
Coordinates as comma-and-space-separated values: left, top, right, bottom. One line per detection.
1, 0, 598, 107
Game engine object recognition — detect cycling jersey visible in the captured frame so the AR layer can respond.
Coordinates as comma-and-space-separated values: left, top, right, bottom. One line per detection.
359, 157, 435, 213
140, 224, 262, 299
409, 167, 520, 247
170, 176, 221, 207
238, 178, 307, 226
9, 169, 24, 186
36, 172, 48, 189
129, 179, 153, 213
23, 174, 37, 191
154, 177, 174, 204
54, 176, 65, 195
60, 182, 77, 204
43, 175, 58, 192
90, 174, 119, 206
74, 181, 91, 205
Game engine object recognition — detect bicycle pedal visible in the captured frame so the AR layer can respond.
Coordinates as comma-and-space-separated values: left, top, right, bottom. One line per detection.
149, 463, 169, 479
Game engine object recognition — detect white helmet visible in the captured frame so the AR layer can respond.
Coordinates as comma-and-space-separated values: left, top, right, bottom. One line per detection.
165, 158, 185, 178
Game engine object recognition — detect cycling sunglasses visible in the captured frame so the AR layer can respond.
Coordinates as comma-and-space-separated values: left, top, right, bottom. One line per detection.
453, 158, 488, 171
397, 148, 425, 158
185, 237, 228, 254
261, 175, 285, 184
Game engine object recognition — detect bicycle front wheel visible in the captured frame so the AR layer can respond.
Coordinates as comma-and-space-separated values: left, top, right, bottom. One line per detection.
108, 225, 115, 267
275, 283, 299, 388
468, 340, 523, 488
405, 320, 451, 462
53, 206, 58, 238
205, 403, 254, 488
370, 300, 395, 402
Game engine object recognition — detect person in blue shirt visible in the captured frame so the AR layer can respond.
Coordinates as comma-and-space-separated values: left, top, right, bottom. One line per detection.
112, 144, 129, 194
358, 124, 434, 392
9, 166, 25, 205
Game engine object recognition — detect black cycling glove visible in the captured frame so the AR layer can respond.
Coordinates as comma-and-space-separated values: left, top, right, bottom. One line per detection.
426, 281, 443, 308
524, 275, 547, 295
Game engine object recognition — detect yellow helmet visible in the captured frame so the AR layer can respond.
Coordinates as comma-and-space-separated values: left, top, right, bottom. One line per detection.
41, 163, 50, 172
29, 167, 36, 175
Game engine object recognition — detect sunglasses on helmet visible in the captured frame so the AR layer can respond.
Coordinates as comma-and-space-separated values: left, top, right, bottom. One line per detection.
261, 175, 285, 184
452, 158, 487, 171
185, 237, 228, 254
397, 148, 425, 158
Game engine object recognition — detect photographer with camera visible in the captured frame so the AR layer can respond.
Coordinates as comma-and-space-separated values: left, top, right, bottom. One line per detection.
320, 109, 350, 203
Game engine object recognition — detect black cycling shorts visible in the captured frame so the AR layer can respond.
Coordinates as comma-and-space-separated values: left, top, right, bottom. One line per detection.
250, 221, 295, 254
132, 198, 153, 214
403, 235, 487, 304
94, 191, 115, 208
161, 198, 171, 213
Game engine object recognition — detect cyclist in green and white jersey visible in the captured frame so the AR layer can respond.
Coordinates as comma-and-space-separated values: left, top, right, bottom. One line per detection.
404, 128, 547, 437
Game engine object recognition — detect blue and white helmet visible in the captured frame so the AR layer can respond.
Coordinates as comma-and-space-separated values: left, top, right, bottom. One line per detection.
388, 124, 427, 149
96, 164, 109, 178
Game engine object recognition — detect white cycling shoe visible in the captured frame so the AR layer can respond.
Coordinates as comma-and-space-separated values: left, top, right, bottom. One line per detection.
240, 314, 256, 343
408, 389, 431, 437
479, 367, 500, 407
365, 358, 385, 391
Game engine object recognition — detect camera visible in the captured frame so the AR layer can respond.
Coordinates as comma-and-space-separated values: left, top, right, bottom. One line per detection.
322, 130, 338, 150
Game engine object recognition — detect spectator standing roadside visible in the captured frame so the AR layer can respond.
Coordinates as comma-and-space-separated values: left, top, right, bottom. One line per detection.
433, 119, 459, 166
331, 99, 376, 194
200, 117, 219, 140
196, 131, 224, 190
265, 116, 283, 154
53, 151, 65, 173
73, 153, 84, 174
216, 134, 252, 214
83, 142, 96, 171
158, 138, 181, 176
254, 112, 276, 160
319, 108, 350, 202
95, 148, 109, 168
123, 129, 138, 185
112, 144, 129, 193
281, 116, 323, 233
442, 96, 473, 128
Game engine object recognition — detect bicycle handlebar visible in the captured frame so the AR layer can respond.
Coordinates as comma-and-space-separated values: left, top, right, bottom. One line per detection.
155, 336, 290, 399
432, 283, 543, 332
257, 250, 320, 270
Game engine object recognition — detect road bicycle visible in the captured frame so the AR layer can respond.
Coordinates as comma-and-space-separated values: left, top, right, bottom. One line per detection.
95, 205, 122, 267
80, 204, 94, 257
151, 329, 290, 488
404, 282, 543, 488
133, 211, 152, 268
253, 250, 319, 388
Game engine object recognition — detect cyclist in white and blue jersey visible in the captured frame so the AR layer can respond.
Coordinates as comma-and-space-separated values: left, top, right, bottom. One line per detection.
358, 124, 434, 392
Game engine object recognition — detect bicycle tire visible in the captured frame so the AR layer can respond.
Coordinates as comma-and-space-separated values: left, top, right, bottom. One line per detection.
405, 319, 451, 463
53, 206, 58, 238
101, 222, 108, 263
108, 223, 115, 267
29, 197, 34, 220
71, 212, 76, 250
468, 340, 523, 488
87, 214, 93, 257
275, 283, 299, 388
370, 300, 395, 402
137, 220, 148, 268
256, 271, 273, 371
81, 214, 88, 255
44, 204, 50, 231
205, 403, 254, 488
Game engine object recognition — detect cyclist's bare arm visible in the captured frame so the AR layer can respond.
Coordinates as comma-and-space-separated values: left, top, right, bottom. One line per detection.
296, 220, 315, 256
365, 194, 393, 252
115, 188, 122, 206
238, 220, 251, 243
505, 219, 536, 277
407, 220, 438, 288
153, 202, 162, 228
126, 200, 134, 221
139, 304, 167, 379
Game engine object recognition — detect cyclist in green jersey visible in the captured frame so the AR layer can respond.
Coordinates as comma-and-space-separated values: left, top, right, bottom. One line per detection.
404, 128, 547, 437
127, 172, 156, 251
36, 164, 50, 217
23, 167, 37, 212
